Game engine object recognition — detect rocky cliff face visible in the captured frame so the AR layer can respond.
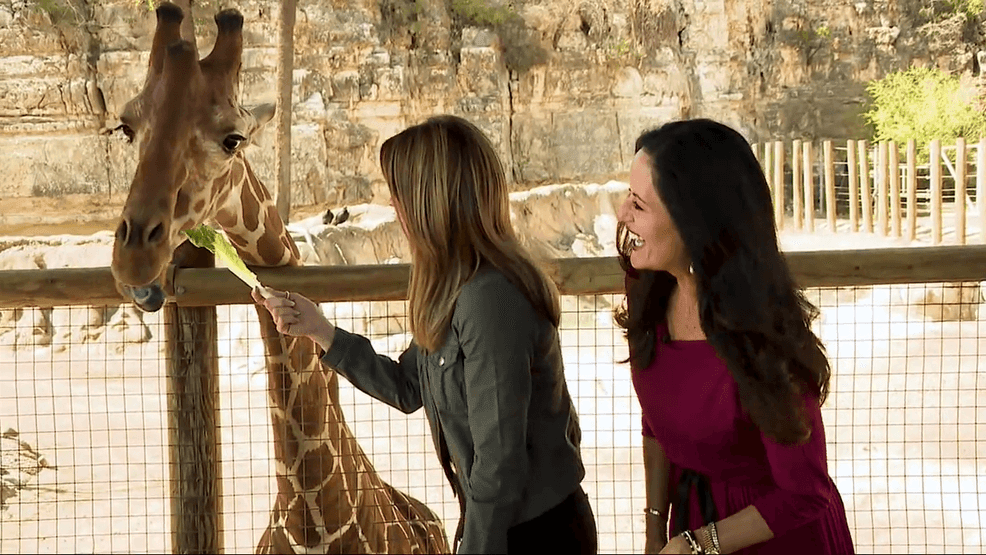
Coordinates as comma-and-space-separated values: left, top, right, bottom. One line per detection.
1, 0, 983, 210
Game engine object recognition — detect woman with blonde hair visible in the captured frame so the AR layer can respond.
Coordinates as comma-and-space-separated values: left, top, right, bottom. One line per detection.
255, 115, 597, 554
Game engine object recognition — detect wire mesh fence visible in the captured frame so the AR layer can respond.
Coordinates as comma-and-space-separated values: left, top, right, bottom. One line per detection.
0, 277, 984, 553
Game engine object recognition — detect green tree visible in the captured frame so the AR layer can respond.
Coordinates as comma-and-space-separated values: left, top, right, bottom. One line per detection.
863, 66, 986, 160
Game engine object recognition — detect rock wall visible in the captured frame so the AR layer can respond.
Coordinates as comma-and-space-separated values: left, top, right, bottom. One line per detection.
1, 0, 984, 209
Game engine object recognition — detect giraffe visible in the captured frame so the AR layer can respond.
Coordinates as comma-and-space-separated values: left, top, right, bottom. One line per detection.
108, 2, 449, 553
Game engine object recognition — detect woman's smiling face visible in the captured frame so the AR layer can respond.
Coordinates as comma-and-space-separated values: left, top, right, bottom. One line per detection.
616, 150, 690, 274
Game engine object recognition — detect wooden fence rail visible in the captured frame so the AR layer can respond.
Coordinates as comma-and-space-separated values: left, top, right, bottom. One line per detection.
1, 247, 985, 310
751, 138, 986, 245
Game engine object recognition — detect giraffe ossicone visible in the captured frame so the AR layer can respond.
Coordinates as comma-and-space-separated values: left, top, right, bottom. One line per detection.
109, 2, 450, 552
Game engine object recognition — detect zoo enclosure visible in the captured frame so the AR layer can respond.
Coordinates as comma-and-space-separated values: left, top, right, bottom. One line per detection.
0, 247, 985, 553
751, 138, 986, 245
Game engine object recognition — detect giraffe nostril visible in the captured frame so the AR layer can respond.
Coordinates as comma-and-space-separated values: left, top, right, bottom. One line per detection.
147, 223, 165, 245
116, 220, 129, 243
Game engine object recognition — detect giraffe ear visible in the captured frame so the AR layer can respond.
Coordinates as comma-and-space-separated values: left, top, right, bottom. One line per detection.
250, 103, 276, 130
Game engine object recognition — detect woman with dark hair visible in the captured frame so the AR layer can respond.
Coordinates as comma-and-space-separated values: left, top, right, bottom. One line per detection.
615, 119, 854, 554
255, 115, 596, 554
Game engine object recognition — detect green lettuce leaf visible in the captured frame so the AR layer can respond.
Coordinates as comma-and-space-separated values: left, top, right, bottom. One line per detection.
182, 224, 263, 292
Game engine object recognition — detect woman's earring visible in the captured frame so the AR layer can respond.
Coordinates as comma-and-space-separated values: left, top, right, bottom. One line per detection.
688, 264, 695, 275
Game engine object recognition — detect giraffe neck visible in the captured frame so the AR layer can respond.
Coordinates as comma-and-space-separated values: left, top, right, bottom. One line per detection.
211, 157, 446, 553
209, 157, 376, 552
213, 156, 298, 268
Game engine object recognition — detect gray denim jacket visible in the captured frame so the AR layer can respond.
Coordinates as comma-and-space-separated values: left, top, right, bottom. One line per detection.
321, 266, 585, 554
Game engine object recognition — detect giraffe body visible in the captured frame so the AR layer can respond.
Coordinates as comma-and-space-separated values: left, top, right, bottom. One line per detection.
109, 3, 448, 553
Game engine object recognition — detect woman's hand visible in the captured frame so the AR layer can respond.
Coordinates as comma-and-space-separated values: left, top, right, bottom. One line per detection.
251, 287, 336, 350
657, 534, 691, 554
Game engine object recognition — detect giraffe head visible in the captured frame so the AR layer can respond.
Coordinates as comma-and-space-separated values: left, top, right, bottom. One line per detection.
110, 2, 274, 312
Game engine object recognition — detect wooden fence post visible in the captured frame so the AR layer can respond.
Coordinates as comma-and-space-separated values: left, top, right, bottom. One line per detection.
889, 141, 901, 238
876, 141, 888, 236
824, 140, 836, 232
907, 139, 917, 241
774, 141, 785, 230
803, 141, 815, 233
930, 139, 943, 244
979, 138, 986, 244
858, 140, 872, 233
793, 139, 803, 230
274, 0, 296, 224
165, 243, 223, 554
955, 138, 967, 245
848, 140, 859, 232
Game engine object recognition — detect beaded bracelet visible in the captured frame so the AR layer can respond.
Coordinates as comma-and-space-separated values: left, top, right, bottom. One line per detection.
680, 530, 704, 554
708, 522, 721, 554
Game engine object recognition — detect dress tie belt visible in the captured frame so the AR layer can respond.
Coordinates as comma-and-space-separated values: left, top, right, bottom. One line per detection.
673, 468, 719, 536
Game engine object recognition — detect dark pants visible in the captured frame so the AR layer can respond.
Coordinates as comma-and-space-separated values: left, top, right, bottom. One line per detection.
506, 486, 598, 555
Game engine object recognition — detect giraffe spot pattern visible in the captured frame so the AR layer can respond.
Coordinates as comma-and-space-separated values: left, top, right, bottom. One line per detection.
290, 374, 328, 438
271, 413, 300, 463
275, 473, 296, 502
356, 490, 390, 551
297, 443, 335, 492
281, 234, 300, 259
268, 360, 294, 415
331, 519, 367, 553
315, 474, 355, 528
256, 232, 286, 267
241, 184, 261, 232
284, 496, 322, 549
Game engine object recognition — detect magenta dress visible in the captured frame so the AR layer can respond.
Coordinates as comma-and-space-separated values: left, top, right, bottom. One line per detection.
633, 322, 855, 554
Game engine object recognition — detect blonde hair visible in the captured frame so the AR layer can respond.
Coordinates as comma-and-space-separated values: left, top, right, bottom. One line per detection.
380, 115, 561, 352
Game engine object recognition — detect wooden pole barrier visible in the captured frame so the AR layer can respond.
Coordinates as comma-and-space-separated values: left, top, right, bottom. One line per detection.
876, 141, 889, 236
931, 138, 943, 244
979, 138, 986, 244
889, 141, 901, 238
165, 242, 222, 555
848, 140, 859, 232
774, 141, 785, 231
3, 247, 986, 310
824, 140, 836, 232
803, 141, 815, 233
274, 0, 296, 224
907, 139, 917, 241
858, 139, 873, 233
792, 139, 803, 230
955, 137, 967, 245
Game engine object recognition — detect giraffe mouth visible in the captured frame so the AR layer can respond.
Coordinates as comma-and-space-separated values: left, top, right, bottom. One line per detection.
122, 282, 167, 313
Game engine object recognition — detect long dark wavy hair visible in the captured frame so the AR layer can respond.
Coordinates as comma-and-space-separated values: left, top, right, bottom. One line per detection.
614, 119, 831, 445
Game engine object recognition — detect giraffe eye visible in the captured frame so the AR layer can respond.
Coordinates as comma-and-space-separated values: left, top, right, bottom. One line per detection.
114, 124, 135, 143
222, 133, 247, 153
